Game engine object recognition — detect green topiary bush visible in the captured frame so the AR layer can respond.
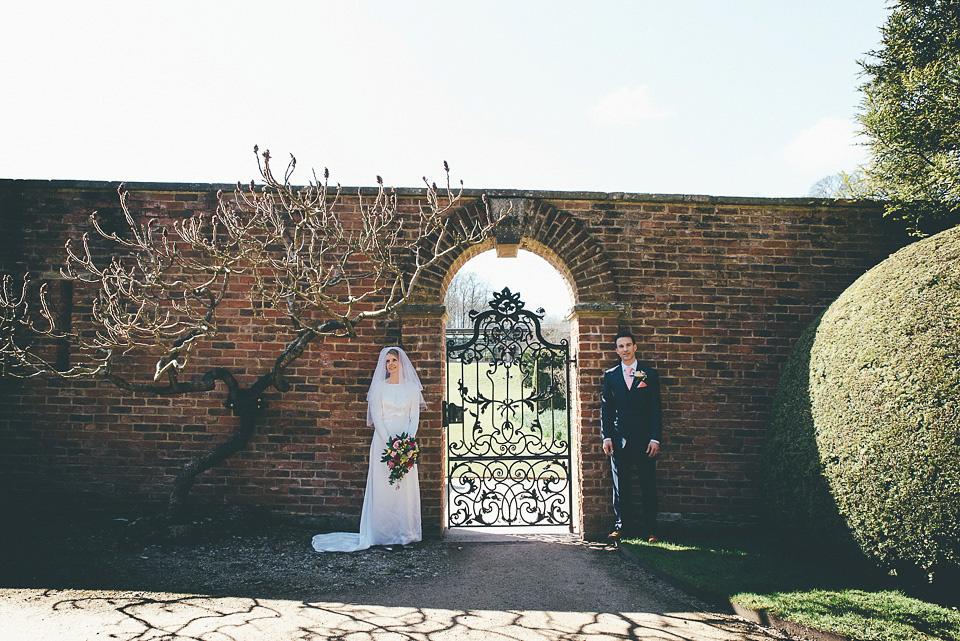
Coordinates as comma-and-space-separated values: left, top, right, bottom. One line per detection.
764, 224, 960, 585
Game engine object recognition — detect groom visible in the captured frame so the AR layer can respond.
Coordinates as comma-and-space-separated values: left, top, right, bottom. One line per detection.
601, 330, 662, 542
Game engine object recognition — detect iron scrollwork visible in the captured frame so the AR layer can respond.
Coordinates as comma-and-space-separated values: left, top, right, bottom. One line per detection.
446, 288, 573, 527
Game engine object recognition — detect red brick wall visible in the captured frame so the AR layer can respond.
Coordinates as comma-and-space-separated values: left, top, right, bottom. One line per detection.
0, 181, 909, 537
543, 197, 909, 536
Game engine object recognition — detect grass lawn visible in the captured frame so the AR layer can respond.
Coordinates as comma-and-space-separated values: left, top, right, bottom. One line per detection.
622, 529, 960, 641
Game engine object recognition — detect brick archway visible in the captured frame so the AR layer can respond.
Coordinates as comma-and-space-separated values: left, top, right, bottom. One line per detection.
414, 197, 618, 307
405, 197, 623, 537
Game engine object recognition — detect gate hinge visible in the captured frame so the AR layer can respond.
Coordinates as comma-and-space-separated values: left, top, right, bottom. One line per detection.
441, 401, 464, 426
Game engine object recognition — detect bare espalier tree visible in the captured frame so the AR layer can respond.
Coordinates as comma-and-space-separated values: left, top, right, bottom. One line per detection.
1, 148, 501, 519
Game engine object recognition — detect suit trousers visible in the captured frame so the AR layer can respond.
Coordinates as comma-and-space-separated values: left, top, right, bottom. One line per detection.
610, 443, 658, 532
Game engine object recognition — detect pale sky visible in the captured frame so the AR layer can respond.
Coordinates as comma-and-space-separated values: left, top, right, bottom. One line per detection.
454, 250, 575, 320
4, 1, 891, 317
3, 1, 887, 199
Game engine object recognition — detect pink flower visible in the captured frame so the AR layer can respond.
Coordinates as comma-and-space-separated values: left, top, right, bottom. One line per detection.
388, 461, 395, 467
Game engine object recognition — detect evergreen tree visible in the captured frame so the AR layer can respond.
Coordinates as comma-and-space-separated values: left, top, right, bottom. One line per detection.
858, 0, 960, 235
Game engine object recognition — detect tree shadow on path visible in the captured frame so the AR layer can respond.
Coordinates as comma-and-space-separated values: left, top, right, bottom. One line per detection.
0, 514, 786, 640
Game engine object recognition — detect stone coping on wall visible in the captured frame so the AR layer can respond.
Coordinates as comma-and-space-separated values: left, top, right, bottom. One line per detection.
567, 302, 627, 320
0, 178, 881, 209
395, 303, 446, 318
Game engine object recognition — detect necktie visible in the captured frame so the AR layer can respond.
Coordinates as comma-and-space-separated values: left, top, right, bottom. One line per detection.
624, 366, 634, 388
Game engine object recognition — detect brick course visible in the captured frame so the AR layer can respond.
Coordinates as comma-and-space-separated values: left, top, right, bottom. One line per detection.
0, 181, 909, 538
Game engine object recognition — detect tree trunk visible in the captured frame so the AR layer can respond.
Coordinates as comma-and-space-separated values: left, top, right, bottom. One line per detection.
159, 332, 325, 522
164, 389, 262, 521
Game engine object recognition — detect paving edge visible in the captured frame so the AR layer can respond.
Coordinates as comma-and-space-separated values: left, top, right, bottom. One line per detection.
617, 544, 853, 641
728, 602, 852, 641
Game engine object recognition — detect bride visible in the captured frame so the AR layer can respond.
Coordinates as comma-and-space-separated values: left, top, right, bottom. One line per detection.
312, 346, 425, 552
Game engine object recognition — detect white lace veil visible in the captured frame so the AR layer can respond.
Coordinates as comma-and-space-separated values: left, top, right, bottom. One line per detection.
366, 346, 426, 426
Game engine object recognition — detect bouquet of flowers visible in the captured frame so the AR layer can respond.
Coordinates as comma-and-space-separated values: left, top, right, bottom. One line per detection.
381, 432, 421, 487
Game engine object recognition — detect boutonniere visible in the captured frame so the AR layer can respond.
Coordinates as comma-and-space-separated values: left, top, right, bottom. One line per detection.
632, 369, 648, 387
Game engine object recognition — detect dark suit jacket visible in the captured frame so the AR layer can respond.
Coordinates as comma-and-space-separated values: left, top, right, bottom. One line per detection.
600, 363, 663, 450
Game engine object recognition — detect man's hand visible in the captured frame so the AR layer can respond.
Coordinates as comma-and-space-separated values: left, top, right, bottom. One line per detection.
603, 439, 614, 457
646, 440, 660, 458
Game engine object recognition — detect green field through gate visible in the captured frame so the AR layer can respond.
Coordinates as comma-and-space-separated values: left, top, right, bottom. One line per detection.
445, 358, 568, 478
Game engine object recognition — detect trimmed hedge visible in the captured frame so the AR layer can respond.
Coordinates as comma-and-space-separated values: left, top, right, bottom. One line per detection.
764, 225, 960, 584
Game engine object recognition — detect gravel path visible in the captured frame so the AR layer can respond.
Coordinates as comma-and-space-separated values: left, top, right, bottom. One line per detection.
0, 514, 794, 640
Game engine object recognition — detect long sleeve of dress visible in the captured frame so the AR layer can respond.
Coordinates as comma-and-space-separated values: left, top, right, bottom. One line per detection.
407, 397, 420, 437
370, 398, 390, 444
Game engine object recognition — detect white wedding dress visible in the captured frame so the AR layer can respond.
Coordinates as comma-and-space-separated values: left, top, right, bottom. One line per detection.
312, 383, 422, 552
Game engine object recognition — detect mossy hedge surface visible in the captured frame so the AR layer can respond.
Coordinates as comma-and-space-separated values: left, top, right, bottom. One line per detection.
765, 225, 960, 581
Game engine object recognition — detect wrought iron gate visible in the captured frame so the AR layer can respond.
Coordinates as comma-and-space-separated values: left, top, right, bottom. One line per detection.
444, 287, 573, 528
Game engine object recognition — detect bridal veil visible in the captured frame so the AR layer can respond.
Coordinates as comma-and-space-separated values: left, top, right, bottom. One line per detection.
366, 346, 426, 427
